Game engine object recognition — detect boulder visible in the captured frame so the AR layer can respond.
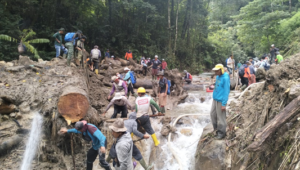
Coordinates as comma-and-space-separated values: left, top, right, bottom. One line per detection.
180, 128, 193, 136
19, 102, 30, 114
289, 83, 300, 100
9, 112, 16, 118
18, 55, 33, 65
15, 112, 22, 119
6, 62, 14, 67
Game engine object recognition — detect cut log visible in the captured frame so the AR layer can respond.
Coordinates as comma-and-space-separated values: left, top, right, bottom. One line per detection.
134, 79, 153, 89
57, 86, 90, 125
247, 95, 300, 152
105, 58, 122, 68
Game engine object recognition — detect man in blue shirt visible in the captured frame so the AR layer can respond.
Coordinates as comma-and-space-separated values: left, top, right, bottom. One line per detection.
124, 67, 137, 98
60, 120, 111, 170
105, 49, 110, 58
211, 64, 230, 139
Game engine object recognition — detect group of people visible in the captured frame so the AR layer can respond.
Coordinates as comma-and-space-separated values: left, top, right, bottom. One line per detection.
139, 55, 168, 78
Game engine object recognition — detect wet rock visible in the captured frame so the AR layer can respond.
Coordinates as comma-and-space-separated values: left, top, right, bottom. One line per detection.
176, 117, 193, 126
0, 135, 22, 156
200, 97, 205, 103
289, 83, 300, 100
2, 115, 9, 121
160, 124, 176, 136
161, 116, 172, 124
9, 112, 16, 118
16, 128, 30, 134
180, 128, 193, 136
15, 112, 22, 119
19, 102, 30, 114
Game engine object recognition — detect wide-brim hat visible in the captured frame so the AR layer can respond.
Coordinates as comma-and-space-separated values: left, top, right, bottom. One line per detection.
113, 92, 123, 100
109, 118, 127, 132
124, 67, 130, 71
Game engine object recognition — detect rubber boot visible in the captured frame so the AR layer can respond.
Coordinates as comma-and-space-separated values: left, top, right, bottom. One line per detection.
95, 69, 99, 75
151, 133, 160, 146
62, 53, 66, 59
160, 106, 165, 114
67, 59, 71, 66
131, 132, 134, 138
139, 158, 154, 170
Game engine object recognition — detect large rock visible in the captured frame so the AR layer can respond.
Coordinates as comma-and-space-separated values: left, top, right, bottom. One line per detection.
289, 83, 300, 100
19, 102, 30, 114
18, 55, 33, 65
180, 128, 193, 136
195, 140, 227, 170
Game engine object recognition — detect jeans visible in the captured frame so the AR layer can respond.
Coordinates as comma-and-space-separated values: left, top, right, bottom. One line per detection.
86, 140, 110, 170
55, 45, 68, 57
227, 67, 233, 75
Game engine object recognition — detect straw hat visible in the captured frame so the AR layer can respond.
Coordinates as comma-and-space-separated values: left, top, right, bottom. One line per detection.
109, 118, 127, 132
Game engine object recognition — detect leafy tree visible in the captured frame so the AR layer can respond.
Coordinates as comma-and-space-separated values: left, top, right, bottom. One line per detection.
0, 29, 50, 59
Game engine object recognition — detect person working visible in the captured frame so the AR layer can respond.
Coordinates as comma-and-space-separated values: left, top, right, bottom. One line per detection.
105, 49, 110, 58
60, 120, 111, 170
108, 76, 128, 100
270, 44, 279, 64
64, 30, 83, 66
103, 93, 133, 118
157, 72, 168, 114
53, 28, 68, 58
106, 112, 153, 170
141, 57, 148, 76
125, 49, 133, 60
161, 59, 167, 73
150, 55, 161, 80
211, 64, 230, 140
227, 55, 235, 76
247, 61, 256, 85
124, 67, 136, 98
109, 119, 133, 170
276, 51, 283, 64
135, 87, 162, 146
89, 45, 101, 74
75, 36, 86, 66
183, 70, 192, 84
238, 62, 249, 88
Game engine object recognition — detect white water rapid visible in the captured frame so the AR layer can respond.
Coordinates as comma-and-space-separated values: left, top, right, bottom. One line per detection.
143, 91, 212, 170
20, 113, 43, 170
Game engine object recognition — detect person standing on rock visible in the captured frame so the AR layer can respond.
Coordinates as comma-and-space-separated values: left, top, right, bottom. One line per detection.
259, 56, 270, 71
109, 118, 133, 170
276, 51, 284, 64
150, 55, 161, 80
247, 61, 256, 85
124, 67, 137, 98
89, 45, 101, 74
75, 36, 86, 66
141, 57, 148, 76
125, 49, 133, 60
108, 76, 128, 100
60, 120, 112, 170
53, 28, 68, 58
103, 92, 133, 118
211, 64, 230, 140
183, 70, 192, 84
270, 44, 279, 64
135, 87, 162, 146
105, 49, 110, 58
161, 59, 168, 73
64, 30, 83, 66
157, 72, 168, 114
227, 55, 235, 77
106, 112, 153, 170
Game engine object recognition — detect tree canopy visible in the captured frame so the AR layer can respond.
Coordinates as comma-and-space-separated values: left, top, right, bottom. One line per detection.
1, 0, 300, 73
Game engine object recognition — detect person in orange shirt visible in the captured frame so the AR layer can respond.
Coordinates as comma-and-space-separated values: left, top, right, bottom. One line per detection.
125, 49, 133, 60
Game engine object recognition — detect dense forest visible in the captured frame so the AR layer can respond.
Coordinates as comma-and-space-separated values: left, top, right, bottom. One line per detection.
1, 0, 300, 73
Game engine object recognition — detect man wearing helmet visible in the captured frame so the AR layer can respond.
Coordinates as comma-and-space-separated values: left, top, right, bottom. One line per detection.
135, 87, 162, 146
211, 64, 230, 140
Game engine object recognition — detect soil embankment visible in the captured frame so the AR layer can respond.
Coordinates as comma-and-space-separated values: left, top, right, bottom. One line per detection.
195, 53, 300, 170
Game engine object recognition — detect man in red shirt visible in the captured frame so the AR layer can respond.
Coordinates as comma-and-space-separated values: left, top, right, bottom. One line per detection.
161, 59, 167, 73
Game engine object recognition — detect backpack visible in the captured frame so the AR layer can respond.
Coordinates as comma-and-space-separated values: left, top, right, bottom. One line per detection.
129, 71, 136, 84
64, 32, 76, 42
188, 74, 193, 80
167, 80, 171, 95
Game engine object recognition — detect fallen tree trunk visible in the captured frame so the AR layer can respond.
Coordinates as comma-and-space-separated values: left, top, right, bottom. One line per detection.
134, 79, 152, 89
0, 135, 22, 156
247, 95, 300, 152
57, 86, 90, 125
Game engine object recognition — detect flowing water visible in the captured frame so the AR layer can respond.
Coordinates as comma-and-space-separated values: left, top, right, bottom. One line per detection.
20, 113, 43, 170
143, 91, 213, 170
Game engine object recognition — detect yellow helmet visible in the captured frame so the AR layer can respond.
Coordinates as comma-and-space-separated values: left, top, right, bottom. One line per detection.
137, 87, 146, 93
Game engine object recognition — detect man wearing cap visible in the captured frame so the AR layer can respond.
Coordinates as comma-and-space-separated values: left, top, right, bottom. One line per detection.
125, 49, 133, 60
53, 28, 68, 58
107, 113, 153, 170
75, 36, 86, 66
183, 70, 192, 84
150, 55, 161, 80
105, 49, 110, 58
135, 87, 162, 146
211, 64, 230, 139
65, 30, 83, 66
60, 120, 111, 170
108, 76, 128, 100
157, 71, 168, 114
103, 92, 133, 118
89, 45, 101, 74
123, 67, 136, 98
109, 118, 133, 170
161, 59, 167, 73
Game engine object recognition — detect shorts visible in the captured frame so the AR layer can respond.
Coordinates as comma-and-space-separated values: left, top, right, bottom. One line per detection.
152, 69, 158, 76
159, 93, 167, 106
